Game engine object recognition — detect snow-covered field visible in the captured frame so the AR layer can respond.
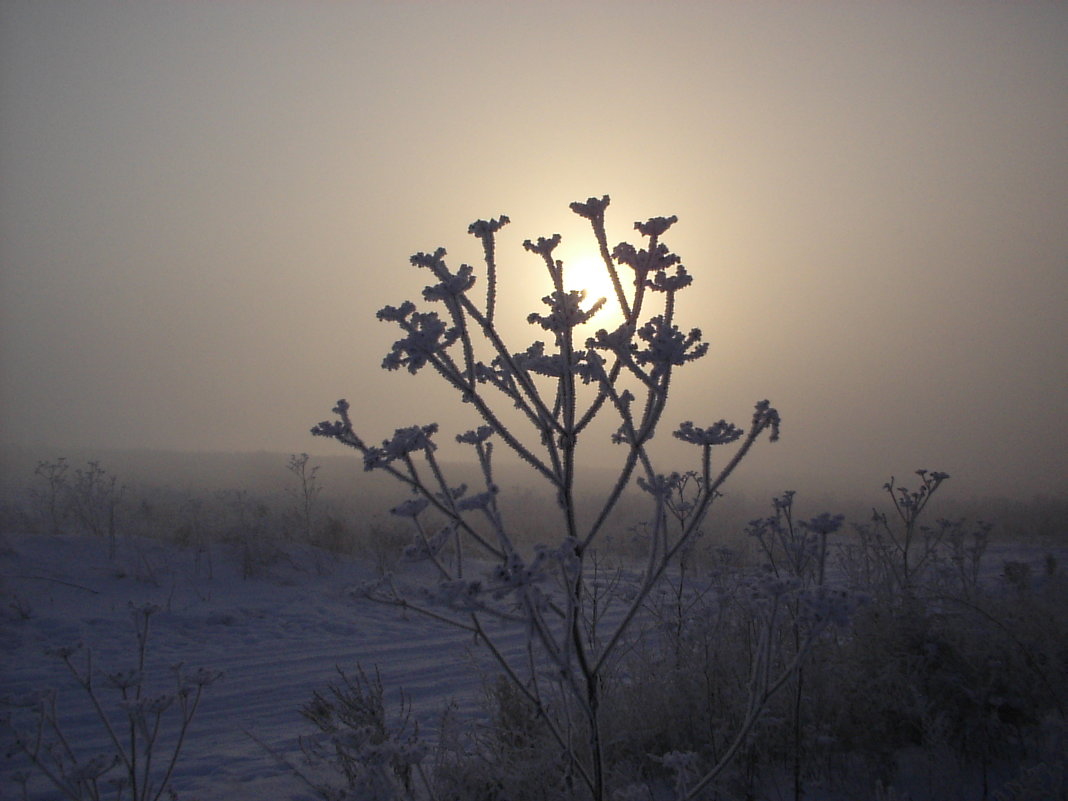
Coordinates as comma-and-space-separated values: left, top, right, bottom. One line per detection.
3, 527, 1066, 801
1, 532, 513, 800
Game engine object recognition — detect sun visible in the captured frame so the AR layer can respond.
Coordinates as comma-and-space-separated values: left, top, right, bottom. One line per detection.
562, 253, 626, 327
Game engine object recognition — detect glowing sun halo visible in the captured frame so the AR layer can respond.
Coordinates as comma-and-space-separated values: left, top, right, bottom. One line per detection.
563, 253, 625, 326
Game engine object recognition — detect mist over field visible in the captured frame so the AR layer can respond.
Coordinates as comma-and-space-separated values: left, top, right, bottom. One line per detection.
3, 444, 1064, 557
2, 2, 1067, 504
4, 9, 1068, 797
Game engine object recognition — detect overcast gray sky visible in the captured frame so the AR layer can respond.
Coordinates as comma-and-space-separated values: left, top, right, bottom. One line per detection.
2, 1, 1066, 501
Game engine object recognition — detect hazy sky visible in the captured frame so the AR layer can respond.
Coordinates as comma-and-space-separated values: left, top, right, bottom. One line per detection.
2, 1, 1066, 501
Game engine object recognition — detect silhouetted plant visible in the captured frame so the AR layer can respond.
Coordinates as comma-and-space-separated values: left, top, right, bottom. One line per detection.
32, 458, 70, 535
66, 461, 125, 560
313, 196, 799, 800
928, 515, 991, 600
745, 492, 846, 801
220, 489, 277, 579
286, 452, 323, 542
848, 469, 951, 601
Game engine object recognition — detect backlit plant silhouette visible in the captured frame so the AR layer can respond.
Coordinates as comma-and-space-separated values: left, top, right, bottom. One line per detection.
312, 195, 788, 800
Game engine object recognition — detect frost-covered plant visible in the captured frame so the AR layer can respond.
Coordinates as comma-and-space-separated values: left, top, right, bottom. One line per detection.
24, 459, 125, 556
2, 602, 219, 801
286, 452, 323, 542
797, 475, 1067, 799
819, 569, 1068, 798
313, 195, 786, 800
844, 470, 992, 602
173, 494, 214, 581
744, 493, 849, 801
634, 470, 719, 661
32, 458, 70, 535
847, 469, 951, 600
747, 492, 844, 590
219, 488, 278, 579
297, 664, 431, 801
938, 516, 990, 600
66, 462, 125, 559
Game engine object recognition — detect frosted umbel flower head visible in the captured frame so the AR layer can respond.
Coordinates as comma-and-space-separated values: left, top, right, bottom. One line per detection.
311, 195, 786, 801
